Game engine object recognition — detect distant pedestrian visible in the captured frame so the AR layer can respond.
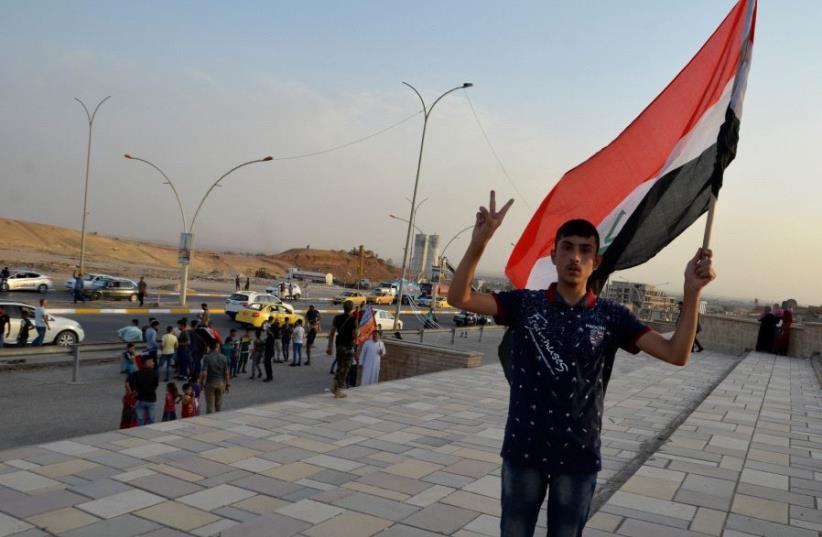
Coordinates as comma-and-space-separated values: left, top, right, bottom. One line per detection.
73, 275, 85, 304
31, 299, 50, 346
160, 326, 178, 382
137, 276, 148, 307
270, 320, 282, 363
327, 300, 358, 399
0, 305, 10, 348
235, 274, 241, 292
244, 277, 250, 291
17, 309, 33, 346
199, 303, 210, 326
175, 320, 191, 380
249, 329, 264, 379
180, 383, 196, 418
188, 320, 205, 380
305, 320, 317, 366
199, 340, 230, 414
223, 329, 241, 378
127, 354, 159, 426
117, 319, 143, 343
775, 308, 793, 356
288, 281, 294, 298
0, 266, 9, 289
306, 305, 321, 331
239, 329, 251, 373
162, 382, 180, 421
263, 317, 276, 381
291, 319, 305, 366
280, 282, 286, 296
359, 330, 385, 386
144, 319, 160, 360
756, 306, 779, 352
121, 342, 139, 374
281, 321, 292, 362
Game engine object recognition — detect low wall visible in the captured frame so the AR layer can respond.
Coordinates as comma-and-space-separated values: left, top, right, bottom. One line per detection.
380, 340, 483, 382
697, 315, 822, 358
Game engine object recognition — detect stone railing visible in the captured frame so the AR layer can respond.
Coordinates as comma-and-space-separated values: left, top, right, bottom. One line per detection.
379, 339, 483, 382
633, 316, 821, 358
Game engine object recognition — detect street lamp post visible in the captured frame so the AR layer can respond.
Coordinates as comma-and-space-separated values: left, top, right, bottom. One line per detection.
75, 96, 110, 276
430, 224, 474, 310
124, 155, 272, 306
394, 81, 472, 329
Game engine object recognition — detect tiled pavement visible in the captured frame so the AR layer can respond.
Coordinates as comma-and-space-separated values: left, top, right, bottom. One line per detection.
1, 349, 816, 537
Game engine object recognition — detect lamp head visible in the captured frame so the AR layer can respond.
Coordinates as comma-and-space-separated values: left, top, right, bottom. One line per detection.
462, 83, 473, 88
262, 156, 273, 161
124, 154, 132, 159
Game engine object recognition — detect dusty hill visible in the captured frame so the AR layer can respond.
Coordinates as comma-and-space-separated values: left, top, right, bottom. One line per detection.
0, 218, 400, 284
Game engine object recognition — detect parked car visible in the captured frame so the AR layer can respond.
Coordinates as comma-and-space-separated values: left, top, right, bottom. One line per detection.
374, 286, 395, 297
332, 290, 368, 306
367, 292, 394, 305
372, 309, 403, 330
356, 279, 371, 289
453, 310, 491, 327
64, 273, 112, 290
225, 292, 293, 320
264, 282, 302, 300
235, 303, 303, 328
82, 278, 139, 301
0, 271, 53, 293
416, 295, 450, 308
0, 301, 85, 346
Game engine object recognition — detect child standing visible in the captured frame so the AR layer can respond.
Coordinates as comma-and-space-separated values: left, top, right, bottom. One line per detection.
180, 383, 196, 418
162, 383, 181, 421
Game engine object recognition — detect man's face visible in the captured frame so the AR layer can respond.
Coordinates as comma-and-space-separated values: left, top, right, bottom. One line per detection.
550, 235, 600, 286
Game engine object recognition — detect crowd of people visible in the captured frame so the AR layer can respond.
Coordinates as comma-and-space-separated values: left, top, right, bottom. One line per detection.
756, 303, 794, 355
117, 299, 386, 427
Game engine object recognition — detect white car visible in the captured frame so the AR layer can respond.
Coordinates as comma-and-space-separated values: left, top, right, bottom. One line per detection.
0, 271, 53, 293
64, 273, 113, 290
265, 282, 302, 300
0, 301, 85, 346
224, 292, 293, 320
372, 309, 403, 330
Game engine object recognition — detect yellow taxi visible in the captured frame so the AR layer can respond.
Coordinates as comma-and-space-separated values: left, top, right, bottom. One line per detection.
368, 292, 394, 305
332, 290, 368, 306
235, 302, 304, 328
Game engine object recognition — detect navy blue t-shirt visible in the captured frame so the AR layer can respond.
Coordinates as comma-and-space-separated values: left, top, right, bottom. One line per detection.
493, 284, 650, 473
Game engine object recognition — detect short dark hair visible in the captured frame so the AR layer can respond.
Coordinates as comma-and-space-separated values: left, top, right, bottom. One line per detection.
555, 219, 600, 253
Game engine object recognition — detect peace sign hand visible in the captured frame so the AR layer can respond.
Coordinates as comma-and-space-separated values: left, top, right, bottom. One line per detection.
472, 191, 514, 246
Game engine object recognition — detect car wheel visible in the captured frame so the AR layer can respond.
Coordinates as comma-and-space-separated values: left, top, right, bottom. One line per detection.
92, 292, 102, 300
38, 284, 49, 293
294, 294, 301, 300
55, 330, 78, 347
128, 294, 137, 303
0, 282, 8, 292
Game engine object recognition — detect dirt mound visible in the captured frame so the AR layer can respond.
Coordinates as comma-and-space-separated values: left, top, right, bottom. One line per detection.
0, 218, 400, 283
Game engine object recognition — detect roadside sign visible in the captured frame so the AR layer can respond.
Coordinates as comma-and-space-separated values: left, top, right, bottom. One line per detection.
179, 232, 193, 265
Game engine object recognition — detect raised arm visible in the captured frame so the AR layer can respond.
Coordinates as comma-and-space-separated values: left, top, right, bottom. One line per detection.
448, 191, 514, 316
636, 248, 716, 366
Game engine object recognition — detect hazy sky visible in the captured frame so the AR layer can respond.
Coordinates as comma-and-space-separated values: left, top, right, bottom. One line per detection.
1, 1, 820, 305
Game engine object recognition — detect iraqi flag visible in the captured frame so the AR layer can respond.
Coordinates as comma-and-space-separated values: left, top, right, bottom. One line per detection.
506, 0, 756, 291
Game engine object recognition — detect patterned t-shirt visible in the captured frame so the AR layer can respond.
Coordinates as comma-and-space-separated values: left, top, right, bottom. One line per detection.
493, 284, 650, 473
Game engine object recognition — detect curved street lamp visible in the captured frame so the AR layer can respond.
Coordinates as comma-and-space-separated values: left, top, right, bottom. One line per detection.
430, 224, 474, 310
75, 96, 110, 275
394, 81, 472, 328
124, 154, 272, 305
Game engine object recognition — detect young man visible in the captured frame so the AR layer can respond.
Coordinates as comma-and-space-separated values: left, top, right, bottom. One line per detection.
160, 326, 178, 382
117, 319, 143, 343
448, 191, 715, 537
127, 354, 159, 426
32, 298, 51, 346
326, 300, 358, 399
199, 340, 230, 414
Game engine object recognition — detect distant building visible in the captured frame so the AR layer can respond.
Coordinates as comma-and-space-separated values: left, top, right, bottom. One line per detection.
603, 281, 677, 322
425, 234, 440, 281
410, 234, 429, 282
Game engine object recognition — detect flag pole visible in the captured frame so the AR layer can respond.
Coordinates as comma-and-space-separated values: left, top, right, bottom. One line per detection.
701, 195, 717, 250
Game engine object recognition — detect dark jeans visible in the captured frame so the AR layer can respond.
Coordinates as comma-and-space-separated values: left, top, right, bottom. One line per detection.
292, 342, 303, 365
159, 353, 174, 381
33, 326, 46, 346
176, 347, 190, 379
500, 459, 597, 537
282, 339, 290, 360
332, 346, 354, 392
263, 354, 273, 380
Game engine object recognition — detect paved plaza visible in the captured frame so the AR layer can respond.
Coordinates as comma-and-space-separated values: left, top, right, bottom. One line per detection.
0, 350, 818, 536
